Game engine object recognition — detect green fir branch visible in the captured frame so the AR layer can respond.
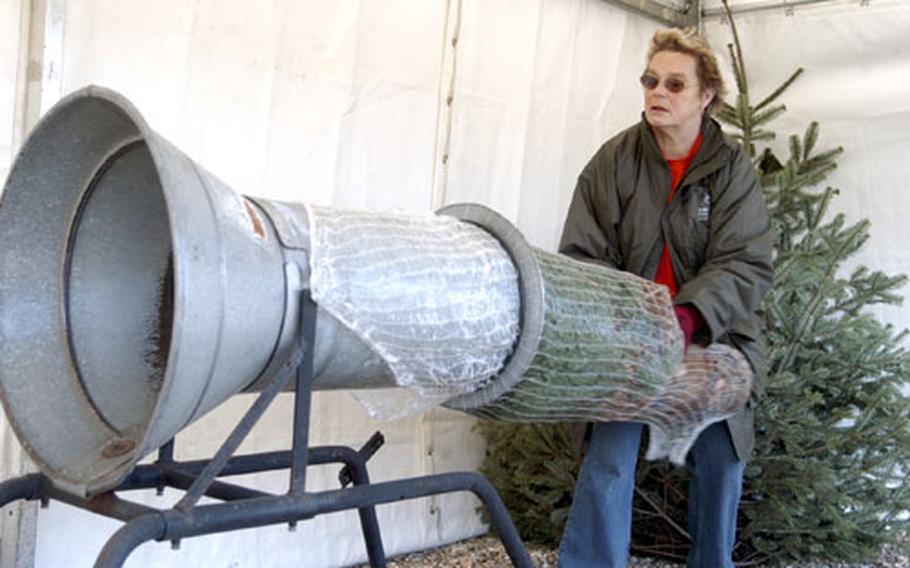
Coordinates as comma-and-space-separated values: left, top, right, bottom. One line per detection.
752, 104, 787, 127
755, 68, 804, 112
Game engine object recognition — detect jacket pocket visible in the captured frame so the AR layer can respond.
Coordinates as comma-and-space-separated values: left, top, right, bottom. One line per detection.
667, 184, 710, 269
724, 322, 767, 400
731, 318, 761, 340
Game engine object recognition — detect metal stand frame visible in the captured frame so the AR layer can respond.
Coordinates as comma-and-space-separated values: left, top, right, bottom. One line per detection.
0, 291, 532, 567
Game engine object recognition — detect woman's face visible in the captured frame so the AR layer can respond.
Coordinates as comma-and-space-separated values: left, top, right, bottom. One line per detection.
642, 51, 714, 134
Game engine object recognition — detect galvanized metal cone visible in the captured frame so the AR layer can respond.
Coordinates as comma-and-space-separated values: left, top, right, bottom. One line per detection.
0, 87, 391, 496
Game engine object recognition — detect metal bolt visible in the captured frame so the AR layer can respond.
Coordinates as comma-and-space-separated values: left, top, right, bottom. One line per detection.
102, 438, 136, 458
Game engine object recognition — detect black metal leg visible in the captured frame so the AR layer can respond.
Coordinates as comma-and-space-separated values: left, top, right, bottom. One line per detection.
94, 514, 166, 568
3, 468, 529, 568
156, 439, 175, 465
164, 468, 273, 501
468, 475, 533, 568
143, 472, 531, 568
333, 447, 387, 567
0, 473, 43, 507
155, 439, 175, 495
290, 290, 318, 495
174, 348, 303, 512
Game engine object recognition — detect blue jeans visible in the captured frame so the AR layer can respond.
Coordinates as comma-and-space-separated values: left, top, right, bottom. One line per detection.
558, 421, 744, 568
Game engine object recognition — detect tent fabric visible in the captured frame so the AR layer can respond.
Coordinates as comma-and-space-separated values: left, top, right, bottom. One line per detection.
704, 0, 910, 330
1, 0, 907, 566
0, 0, 24, 186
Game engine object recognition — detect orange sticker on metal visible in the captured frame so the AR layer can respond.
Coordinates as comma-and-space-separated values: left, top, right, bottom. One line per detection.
243, 198, 267, 240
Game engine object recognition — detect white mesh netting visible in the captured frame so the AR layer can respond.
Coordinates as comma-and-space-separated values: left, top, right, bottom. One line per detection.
463, 249, 754, 463
305, 205, 521, 417
305, 206, 753, 462
642, 344, 754, 464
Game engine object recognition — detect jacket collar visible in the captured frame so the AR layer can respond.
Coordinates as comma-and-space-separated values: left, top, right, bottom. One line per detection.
638, 113, 732, 182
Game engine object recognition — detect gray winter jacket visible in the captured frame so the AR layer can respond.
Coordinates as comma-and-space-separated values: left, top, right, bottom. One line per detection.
559, 114, 773, 460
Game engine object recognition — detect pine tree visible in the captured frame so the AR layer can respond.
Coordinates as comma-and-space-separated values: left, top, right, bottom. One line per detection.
476, 421, 580, 545
479, 3, 910, 563
716, 1, 910, 562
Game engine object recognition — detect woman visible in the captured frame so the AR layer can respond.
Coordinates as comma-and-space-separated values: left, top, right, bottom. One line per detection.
557, 28, 773, 568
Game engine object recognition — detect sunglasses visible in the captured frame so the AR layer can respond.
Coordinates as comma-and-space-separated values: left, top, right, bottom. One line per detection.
639, 73, 691, 94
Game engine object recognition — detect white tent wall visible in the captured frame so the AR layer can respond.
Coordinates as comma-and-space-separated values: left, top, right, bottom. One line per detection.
0, 0, 25, 483
0, 1, 23, 185
10, 0, 905, 565
703, 0, 910, 331
0, 0, 659, 566
444, 0, 660, 250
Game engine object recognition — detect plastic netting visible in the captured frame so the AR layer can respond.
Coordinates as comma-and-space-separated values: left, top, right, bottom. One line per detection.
305, 205, 521, 417
305, 206, 752, 462
463, 249, 754, 463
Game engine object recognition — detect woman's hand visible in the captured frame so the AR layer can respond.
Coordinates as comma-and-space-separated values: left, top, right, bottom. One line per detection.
674, 304, 704, 350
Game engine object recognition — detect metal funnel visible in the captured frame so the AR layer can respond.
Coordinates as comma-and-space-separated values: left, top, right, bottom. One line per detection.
0, 87, 393, 496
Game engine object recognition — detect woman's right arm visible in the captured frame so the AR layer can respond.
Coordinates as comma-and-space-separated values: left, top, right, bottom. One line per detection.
558, 151, 623, 269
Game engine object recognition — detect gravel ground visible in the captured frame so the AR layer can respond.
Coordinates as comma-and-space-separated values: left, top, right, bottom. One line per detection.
366, 532, 909, 568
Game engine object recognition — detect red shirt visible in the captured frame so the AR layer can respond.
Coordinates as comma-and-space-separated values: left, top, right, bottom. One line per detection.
654, 132, 703, 297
